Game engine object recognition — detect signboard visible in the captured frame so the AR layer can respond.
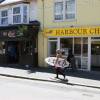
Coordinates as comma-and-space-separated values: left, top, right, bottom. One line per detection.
0, 30, 23, 38
44, 26, 100, 37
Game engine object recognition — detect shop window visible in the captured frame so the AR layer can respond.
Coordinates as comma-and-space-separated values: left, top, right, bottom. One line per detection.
91, 41, 100, 55
92, 37, 100, 39
1, 10, 8, 25
83, 38, 88, 57
60, 38, 73, 55
49, 41, 57, 56
54, 0, 75, 21
74, 38, 81, 56
74, 38, 81, 68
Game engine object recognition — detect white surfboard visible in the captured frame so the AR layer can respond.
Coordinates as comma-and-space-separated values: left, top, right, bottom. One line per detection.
45, 57, 69, 68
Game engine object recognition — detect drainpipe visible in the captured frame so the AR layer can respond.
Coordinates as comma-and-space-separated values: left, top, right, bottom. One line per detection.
41, 0, 45, 67
41, 0, 44, 30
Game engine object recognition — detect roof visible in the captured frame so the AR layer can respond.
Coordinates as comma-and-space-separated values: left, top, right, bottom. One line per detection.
0, 0, 24, 6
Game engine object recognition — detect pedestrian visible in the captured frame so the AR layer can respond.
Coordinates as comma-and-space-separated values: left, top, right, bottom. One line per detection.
54, 49, 66, 79
67, 49, 76, 71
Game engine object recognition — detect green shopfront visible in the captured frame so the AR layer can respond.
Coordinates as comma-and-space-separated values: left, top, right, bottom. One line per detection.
0, 22, 40, 68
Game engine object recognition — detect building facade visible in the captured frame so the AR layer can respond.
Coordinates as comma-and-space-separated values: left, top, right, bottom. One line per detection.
0, 0, 40, 68
37, 0, 100, 71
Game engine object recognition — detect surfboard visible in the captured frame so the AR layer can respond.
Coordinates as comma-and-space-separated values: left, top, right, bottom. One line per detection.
45, 57, 69, 68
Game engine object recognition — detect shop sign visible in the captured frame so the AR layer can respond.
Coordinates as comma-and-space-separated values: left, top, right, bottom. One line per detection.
0, 30, 21, 38
44, 26, 100, 37
8, 31, 16, 37
2, 32, 7, 37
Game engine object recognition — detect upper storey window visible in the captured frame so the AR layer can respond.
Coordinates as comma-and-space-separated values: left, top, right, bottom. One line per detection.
1, 10, 8, 25
54, 0, 75, 21
0, 4, 29, 25
13, 7, 21, 24
54, 2, 63, 20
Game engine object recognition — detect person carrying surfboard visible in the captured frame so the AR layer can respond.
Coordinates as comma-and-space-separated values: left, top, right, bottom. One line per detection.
54, 49, 66, 79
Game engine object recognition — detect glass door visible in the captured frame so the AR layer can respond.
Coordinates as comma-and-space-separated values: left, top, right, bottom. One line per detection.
81, 38, 88, 70
74, 37, 88, 70
74, 38, 81, 69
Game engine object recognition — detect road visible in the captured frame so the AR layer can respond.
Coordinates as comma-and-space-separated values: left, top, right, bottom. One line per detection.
0, 76, 100, 100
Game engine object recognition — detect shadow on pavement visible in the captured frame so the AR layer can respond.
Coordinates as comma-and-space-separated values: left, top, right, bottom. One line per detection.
0, 65, 100, 82
30, 67, 100, 81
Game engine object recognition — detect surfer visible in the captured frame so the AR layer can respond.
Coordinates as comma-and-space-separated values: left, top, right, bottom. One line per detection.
54, 49, 66, 79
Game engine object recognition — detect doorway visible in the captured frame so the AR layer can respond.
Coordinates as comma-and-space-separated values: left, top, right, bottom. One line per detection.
91, 40, 100, 71
6, 41, 19, 63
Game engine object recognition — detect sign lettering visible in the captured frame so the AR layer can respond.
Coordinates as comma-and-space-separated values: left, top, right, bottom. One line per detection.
44, 27, 100, 37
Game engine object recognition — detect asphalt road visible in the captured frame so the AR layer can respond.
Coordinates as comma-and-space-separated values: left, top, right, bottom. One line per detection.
0, 76, 100, 100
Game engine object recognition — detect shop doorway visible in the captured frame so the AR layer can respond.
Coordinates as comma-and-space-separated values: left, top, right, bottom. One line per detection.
91, 40, 100, 71
74, 38, 88, 70
6, 41, 19, 64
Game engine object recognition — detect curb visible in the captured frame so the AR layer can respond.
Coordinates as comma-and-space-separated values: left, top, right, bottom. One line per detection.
0, 73, 100, 89
0, 73, 60, 83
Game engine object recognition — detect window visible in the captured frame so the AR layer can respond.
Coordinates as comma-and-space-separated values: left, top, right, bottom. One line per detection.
13, 7, 21, 23
0, 4, 29, 25
1, 10, 8, 25
54, 0, 75, 21
54, 2, 63, 20
13, 5, 28, 24
60, 38, 73, 55
65, 0, 75, 19
23, 6, 28, 23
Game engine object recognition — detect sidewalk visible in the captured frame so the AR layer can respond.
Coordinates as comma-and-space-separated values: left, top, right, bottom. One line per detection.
0, 66, 100, 89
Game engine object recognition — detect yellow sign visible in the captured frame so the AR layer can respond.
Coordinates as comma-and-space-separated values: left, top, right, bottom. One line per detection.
44, 27, 100, 37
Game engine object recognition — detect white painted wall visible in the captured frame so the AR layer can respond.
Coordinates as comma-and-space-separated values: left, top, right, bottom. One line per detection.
29, 0, 37, 21
0, 0, 38, 25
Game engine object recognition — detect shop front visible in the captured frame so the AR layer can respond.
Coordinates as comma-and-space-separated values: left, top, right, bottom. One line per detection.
0, 21, 40, 68
45, 26, 100, 71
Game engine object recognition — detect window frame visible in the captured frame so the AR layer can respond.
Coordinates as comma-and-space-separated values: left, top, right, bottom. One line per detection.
13, 6, 21, 24
12, 4, 29, 24
1, 9, 8, 25
23, 5, 29, 23
54, 0, 76, 22
54, 1, 64, 21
